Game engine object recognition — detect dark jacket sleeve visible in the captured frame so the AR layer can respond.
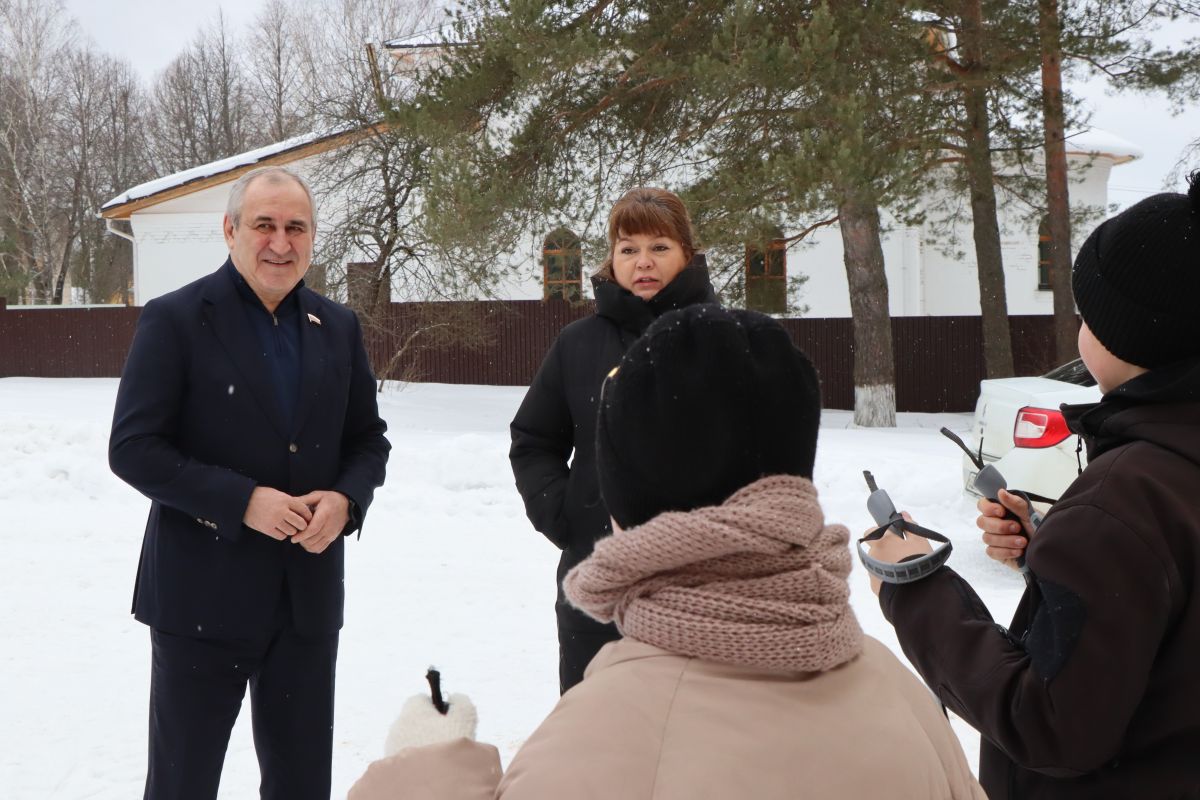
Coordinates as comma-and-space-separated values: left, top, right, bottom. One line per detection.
880, 502, 1170, 777
108, 298, 256, 542
510, 336, 574, 548
331, 310, 390, 537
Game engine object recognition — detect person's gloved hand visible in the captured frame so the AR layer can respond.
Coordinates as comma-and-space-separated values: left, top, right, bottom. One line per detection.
384, 689, 478, 755
349, 670, 499, 800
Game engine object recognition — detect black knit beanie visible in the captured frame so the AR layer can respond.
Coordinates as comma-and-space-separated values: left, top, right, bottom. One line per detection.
596, 305, 822, 530
1072, 172, 1200, 368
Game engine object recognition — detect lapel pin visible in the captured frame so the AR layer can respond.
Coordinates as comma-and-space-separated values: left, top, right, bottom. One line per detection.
306, 313, 322, 326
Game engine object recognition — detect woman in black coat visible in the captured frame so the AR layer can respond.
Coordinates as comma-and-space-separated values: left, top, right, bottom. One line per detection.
509, 187, 718, 693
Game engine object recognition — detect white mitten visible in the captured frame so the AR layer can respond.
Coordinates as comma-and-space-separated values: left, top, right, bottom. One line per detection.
384, 670, 477, 756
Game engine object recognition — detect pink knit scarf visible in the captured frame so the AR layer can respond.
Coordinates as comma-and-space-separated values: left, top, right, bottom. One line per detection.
564, 475, 863, 673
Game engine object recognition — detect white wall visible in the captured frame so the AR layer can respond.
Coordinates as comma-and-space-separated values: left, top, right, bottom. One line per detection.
919, 154, 1112, 316
387, 231, 545, 303
131, 210, 228, 305
791, 153, 1115, 318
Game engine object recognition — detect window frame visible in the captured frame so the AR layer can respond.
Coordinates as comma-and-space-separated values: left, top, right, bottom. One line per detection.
745, 233, 787, 313
542, 227, 583, 302
1037, 216, 1052, 292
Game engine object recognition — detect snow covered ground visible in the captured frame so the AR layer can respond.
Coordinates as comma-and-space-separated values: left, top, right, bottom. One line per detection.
0, 378, 1026, 799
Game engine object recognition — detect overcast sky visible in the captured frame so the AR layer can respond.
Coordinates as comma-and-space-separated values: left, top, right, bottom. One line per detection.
65, 0, 1199, 210
64, 0, 264, 80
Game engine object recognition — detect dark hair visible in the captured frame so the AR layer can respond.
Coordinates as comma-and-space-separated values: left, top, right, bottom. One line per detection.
594, 187, 697, 281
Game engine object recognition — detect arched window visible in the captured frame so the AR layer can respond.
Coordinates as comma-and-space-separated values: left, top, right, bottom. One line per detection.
542, 227, 582, 301
1037, 216, 1052, 291
745, 229, 787, 313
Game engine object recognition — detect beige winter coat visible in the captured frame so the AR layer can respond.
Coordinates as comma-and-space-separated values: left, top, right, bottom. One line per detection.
349, 636, 985, 799
347, 738, 502, 800
498, 637, 985, 799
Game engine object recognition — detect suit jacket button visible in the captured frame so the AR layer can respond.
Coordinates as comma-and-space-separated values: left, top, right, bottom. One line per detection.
289, 443, 298, 453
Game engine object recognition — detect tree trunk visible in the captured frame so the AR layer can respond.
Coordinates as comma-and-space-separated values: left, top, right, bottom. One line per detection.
347, 260, 380, 312
1039, 0, 1078, 363
839, 192, 896, 427
961, 0, 1014, 379
52, 240, 71, 305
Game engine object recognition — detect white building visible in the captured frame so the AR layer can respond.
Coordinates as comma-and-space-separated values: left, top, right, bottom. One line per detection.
100, 127, 1141, 314
798, 129, 1141, 317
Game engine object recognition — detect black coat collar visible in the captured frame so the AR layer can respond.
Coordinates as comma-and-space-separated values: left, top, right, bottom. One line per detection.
592, 253, 718, 336
1063, 356, 1200, 461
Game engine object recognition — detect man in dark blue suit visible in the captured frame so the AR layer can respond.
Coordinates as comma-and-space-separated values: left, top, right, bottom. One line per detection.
109, 165, 391, 800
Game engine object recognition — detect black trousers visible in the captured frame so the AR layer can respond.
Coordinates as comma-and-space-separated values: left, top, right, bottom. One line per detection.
144, 607, 339, 800
558, 623, 621, 694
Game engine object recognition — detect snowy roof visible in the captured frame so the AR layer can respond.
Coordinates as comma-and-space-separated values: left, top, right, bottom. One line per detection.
383, 20, 464, 49
1063, 128, 1143, 165
100, 125, 368, 218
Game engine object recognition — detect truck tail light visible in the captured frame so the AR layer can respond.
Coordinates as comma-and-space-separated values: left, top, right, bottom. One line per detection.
1013, 406, 1070, 449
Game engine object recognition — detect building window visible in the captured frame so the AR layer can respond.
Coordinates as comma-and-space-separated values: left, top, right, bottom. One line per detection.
1037, 216, 1052, 291
542, 227, 582, 301
745, 231, 787, 313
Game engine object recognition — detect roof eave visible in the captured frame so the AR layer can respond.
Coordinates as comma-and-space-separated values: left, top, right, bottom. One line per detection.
99, 124, 382, 220
1064, 149, 1141, 167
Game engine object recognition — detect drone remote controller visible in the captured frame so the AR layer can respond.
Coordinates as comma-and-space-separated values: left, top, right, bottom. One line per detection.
939, 428, 1032, 577
857, 471, 953, 585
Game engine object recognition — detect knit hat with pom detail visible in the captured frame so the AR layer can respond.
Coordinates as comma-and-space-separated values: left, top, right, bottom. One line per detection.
596, 304, 821, 530
1072, 172, 1200, 369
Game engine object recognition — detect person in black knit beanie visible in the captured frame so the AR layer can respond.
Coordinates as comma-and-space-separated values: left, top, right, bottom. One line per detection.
1071, 175, 1200, 368
866, 172, 1200, 799
596, 304, 820, 530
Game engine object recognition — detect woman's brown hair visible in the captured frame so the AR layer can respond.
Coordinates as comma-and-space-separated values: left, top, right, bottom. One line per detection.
594, 187, 697, 281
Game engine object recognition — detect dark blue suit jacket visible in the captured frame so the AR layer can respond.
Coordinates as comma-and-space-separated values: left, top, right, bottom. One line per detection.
109, 262, 390, 639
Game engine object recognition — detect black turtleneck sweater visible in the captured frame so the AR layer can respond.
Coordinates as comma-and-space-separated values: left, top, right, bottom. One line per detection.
225, 259, 303, 432
509, 256, 718, 631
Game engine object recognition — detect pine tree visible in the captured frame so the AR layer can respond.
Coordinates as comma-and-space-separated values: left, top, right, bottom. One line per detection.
413, 0, 950, 426
1029, 0, 1199, 362
918, 1, 1047, 380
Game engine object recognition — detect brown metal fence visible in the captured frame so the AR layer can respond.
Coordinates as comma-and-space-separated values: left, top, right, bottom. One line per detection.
0, 302, 142, 379
0, 298, 1062, 412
